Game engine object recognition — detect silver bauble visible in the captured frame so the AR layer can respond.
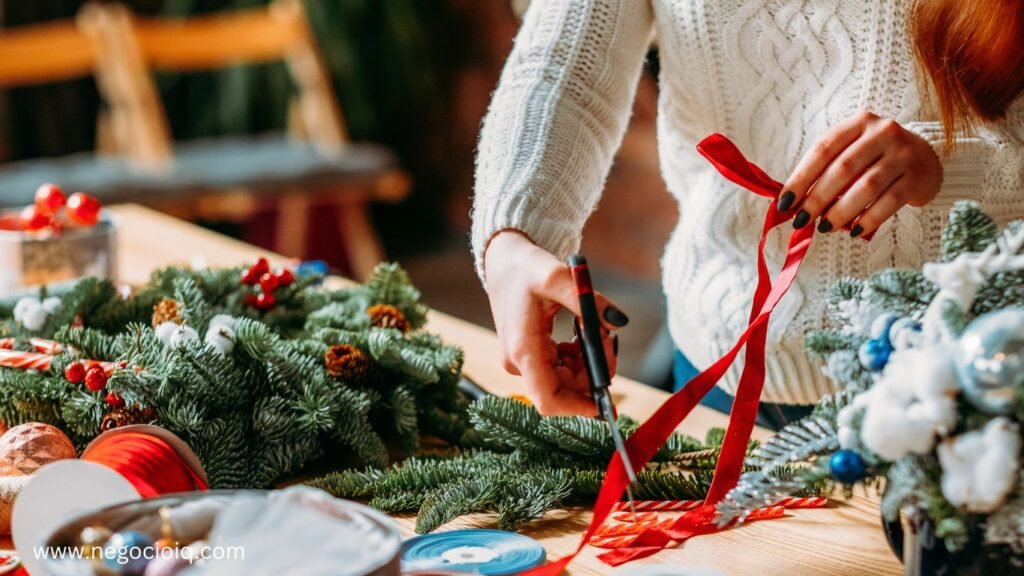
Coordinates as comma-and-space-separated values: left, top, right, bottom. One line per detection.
955, 309, 1024, 414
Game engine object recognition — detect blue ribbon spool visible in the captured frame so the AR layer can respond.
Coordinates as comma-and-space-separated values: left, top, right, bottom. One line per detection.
402, 529, 546, 575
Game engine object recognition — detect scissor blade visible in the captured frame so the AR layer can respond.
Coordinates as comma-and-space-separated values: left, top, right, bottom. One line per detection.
599, 395, 638, 517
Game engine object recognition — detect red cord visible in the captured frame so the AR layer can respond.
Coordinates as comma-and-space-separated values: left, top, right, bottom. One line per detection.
83, 432, 207, 497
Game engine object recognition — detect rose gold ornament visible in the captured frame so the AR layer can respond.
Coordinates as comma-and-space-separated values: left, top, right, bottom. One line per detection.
0, 423, 76, 476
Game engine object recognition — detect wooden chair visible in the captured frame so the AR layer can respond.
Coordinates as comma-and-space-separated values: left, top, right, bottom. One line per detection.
0, 1, 409, 279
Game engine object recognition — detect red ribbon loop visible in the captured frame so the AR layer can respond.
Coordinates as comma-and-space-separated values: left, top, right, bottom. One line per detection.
524, 134, 816, 573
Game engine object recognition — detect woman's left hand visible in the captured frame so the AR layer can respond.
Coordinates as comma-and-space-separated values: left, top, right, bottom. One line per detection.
778, 111, 943, 237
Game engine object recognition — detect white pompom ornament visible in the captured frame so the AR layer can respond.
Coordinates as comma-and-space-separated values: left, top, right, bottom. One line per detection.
41, 297, 61, 314
20, 306, 49, 332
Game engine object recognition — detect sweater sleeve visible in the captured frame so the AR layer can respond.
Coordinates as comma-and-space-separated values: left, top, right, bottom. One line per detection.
904, 101, 1024, 210
470, 0, 654, 279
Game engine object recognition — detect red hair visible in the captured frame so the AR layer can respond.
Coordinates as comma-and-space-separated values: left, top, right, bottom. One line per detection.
911, 0, 1024, 148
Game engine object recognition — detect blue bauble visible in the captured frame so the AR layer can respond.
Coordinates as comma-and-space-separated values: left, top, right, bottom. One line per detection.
955, 309, 1024, 415
858, 338, 892, 372
870, 313, 900, 344
829, 449, 867, 484
103, 530, 155, 576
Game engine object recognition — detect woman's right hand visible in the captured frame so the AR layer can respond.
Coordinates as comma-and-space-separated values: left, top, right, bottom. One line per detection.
483, 230, 629, 416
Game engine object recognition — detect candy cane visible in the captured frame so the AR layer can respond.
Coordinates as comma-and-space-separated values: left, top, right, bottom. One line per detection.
772, 497, 828, 509
609, 511, 659, 523
0, 349, 52, 371
612, 500, 703, 512
0, 337, 62, 354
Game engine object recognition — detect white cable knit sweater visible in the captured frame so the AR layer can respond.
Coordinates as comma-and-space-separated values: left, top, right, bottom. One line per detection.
471, 0, 1024, 404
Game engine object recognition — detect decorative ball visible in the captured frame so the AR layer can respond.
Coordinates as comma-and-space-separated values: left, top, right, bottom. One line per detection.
35, 183, 66, 214
259, 272, 279, 292
858, 338, 892, 372
103, 530, 154, 576
829, 449, 867, 484
20, 304, 49, 332
278, 268, 295, 286
890, 317, 923, 351
84, 366, 108, 392
955, 309, 1024, 415
66, 192, 102, 226
254, 292, 276, 310
105, 392, 125, 408
79, 525, 113, 559
0, 422, 76, 476
64, 361, 86, 384
869, 313, 899, 342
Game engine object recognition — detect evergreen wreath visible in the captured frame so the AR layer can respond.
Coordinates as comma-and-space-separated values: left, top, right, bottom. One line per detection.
719, 201, 1024, 555
0, 262, 468, 488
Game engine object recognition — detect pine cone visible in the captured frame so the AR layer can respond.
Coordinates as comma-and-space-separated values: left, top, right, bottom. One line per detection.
151, 298, 182, 327
324, 344, 371, 383
101, 405, 157, 432
368, 304, 409, 332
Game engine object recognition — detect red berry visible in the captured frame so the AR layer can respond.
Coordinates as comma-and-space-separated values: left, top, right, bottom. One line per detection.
117, 360, 128, 369
19, 205, 51, 232
277, 269, 295, 287
64, 362, 86, 383
34, 183, 66, 215
241, 268, 260, 286
255, 292, 276, 310
84, 366, 108, 391
244, 293, 260, 307
66, 192, 101, 226
259, 272, 279, 292
252, 257, 270, 276
105, 392, 125, 408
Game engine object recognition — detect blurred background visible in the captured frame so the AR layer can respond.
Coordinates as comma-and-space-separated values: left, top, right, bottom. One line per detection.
0, 0, 677, 388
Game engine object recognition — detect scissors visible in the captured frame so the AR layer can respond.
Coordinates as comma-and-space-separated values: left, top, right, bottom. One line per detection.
568, 255, 638, 516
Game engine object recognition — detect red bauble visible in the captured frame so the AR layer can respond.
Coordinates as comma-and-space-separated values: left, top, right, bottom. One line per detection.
19, 205, 51, 232
64, 362, 85, 384
241, 268, 260, 286
34, 183, 66, 215
259, 272, 279, 292
104, 392, 125, 408
244, 293, 259, 307
277, 269, 295, 287
84, 366, 108, 392
252, 257, 270, 276
66, 192, 101, 226
255, 292, 276, 310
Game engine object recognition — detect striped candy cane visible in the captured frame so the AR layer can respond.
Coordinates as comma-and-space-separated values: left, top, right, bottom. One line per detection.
609, 511, 659, 523
592, 506, 787, 549
0, 338, 63, 354
0, 349, 52, 371
612, 500, 703, 512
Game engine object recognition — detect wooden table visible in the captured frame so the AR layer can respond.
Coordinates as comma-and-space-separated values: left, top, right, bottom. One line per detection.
109, 204, 901, 575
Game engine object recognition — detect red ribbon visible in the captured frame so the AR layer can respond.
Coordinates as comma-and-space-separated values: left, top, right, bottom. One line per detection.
83, 432, 208, 498
524, 134, 816, 573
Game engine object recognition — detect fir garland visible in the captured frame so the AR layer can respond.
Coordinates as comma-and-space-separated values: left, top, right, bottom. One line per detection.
310, 396, 757, 532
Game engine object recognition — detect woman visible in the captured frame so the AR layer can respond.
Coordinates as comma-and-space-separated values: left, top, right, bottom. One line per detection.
472, 0, 1024, 420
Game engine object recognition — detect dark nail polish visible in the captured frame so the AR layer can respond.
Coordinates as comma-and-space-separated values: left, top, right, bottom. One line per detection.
603, 306, 630, 327
613, 334, 619, 355
850, 225, 864, 238
817, 219, 833, 233
793, 210, 811, 229
777, 191, 796, 212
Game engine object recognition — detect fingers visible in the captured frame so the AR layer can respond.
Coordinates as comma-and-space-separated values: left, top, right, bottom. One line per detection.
779, 111, 868, 212
819, 157, 901, 231
520, 352, 595, 416
851, 177, 906, 238
794, 133, 887, 228
531, 263, 629, 331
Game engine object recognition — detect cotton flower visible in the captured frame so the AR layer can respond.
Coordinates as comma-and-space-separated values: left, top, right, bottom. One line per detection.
154, 321, 179, 346
836, 299, 883, 336
169, 325, 200, 349
938, 418, 1021, 513
858, 344, 959, 461
205, 324, 236, 355
13, 296, 58, 331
